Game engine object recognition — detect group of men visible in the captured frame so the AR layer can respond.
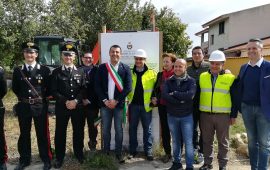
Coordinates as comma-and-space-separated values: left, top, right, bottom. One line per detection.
0, 38, 269, 170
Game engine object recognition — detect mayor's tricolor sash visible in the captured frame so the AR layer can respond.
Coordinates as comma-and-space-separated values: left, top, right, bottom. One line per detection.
106, 62, 128, 124
106, 63, 123, 92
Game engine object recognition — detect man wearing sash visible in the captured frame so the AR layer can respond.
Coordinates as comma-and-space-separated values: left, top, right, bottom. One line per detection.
95, 45, 132, 163
12, 42, 52, 170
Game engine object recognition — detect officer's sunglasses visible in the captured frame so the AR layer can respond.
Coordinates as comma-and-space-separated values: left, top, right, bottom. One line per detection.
62, 51, 75, 57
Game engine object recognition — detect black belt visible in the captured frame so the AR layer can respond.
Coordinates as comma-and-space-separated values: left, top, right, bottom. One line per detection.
19, 98, 44, 104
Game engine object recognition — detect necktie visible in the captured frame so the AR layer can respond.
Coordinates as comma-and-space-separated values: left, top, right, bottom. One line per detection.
68, 67, 72, 74
28, 65, 33, 72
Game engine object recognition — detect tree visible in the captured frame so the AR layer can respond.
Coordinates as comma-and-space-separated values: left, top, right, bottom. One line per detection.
140, 2, 192, 58
76, 0, 143, 50
1, 0, 46, 67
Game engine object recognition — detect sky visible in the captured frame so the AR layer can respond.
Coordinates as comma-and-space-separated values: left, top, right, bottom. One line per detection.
140, 0, 269, 56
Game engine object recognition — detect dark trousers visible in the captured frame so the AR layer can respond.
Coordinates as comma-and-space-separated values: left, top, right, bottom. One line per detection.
0, 108, 7, 164
17, 111, 52, 164
158, 105, 171, 155
193, 107, 203, 153
200, 112, 230, 167
83, 106, 99, 148
55, 106, 84, 161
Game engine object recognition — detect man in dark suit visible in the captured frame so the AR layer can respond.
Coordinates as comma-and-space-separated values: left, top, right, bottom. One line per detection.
80, 52, 99, 151
12, 42, 52, 170
50, 43, 85, 168
95, 45, 132, 163
235, 38, 270, 170
0, 66, 7, 170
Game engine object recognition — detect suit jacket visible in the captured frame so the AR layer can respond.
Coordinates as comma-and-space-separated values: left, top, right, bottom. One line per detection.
95, 62, 132, 108
236, 59, 270, 120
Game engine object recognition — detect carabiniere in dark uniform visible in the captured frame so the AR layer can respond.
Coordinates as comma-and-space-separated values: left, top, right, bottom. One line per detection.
50, 43, 85, 168
12, 42, 52, 170
0, 66, 7, 170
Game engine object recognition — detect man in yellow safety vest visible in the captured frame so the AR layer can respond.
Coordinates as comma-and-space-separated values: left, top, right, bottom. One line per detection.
199, 50, 237, 170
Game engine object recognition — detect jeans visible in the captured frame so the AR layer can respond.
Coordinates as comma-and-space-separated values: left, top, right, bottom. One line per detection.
101, 107, 123, 155
241, 102, 270, 170
168, 113, 194, 168
129, 104, 153, 156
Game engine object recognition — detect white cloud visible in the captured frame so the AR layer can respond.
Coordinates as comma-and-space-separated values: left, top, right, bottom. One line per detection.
141, 0, 270, 56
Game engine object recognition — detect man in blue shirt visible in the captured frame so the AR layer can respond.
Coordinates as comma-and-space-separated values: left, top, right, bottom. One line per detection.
235, 38, 270, 170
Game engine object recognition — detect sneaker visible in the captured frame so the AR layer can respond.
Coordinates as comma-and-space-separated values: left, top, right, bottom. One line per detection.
127, 152, 137, 159
199, 164, 213, 170
168, 162, 183, 170
161, 154, 172, 163
194, 152, 204, 164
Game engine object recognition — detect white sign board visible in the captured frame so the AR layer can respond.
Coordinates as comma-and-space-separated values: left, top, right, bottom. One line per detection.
100, 32, 161, 151
100, 32, 160, 72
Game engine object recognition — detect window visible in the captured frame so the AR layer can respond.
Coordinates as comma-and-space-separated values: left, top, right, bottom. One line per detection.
211, 35, 214, 45
219, 21, 225, 34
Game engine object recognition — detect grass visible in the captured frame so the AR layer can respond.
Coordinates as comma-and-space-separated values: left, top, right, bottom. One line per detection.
84, 152, 119, 170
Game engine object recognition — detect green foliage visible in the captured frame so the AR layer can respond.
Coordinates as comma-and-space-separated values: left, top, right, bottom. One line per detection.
0, 0, 191, 68
84, 153, 118, 170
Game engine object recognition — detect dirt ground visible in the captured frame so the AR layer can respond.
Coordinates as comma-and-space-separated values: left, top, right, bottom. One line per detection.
2, 93, 251, 169
3, 113, 251, 170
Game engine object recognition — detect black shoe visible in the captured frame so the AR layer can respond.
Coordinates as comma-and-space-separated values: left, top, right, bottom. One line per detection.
186, 168, 194, 170
77, 157, 84, 164
146, 155, 154, 161
0, 163, 7, 170
53, 160, 63, 169
219, 167, 226, 170
199, 164, 213, 170
14, 162, 30, 170
168, 162, 183, 170
116, 154, 125, 164
43, 162, 51, 170
161, 154, 172, 163
88, 141, 97, 151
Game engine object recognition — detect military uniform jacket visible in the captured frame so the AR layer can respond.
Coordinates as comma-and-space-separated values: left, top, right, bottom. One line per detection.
50, 65, 85, 106
12, 64, 50, 116
0, 67, 7, 108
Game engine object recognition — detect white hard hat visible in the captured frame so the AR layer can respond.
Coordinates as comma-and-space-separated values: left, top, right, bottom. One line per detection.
134, 49, 147, 59
209, 50, 226, 61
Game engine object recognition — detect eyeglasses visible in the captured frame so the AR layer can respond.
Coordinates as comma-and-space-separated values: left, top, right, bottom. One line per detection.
62, 52, 75, 57
83, 57, 93, 59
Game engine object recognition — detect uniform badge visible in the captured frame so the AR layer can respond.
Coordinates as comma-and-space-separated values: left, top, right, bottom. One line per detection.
38, 80, 41, 84
27, 42, 34, 48
66, 44, 73, 51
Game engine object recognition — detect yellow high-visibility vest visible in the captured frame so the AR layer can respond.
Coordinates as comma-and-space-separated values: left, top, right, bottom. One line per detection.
128, 68, 157, 112
199, 72, 235, 113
